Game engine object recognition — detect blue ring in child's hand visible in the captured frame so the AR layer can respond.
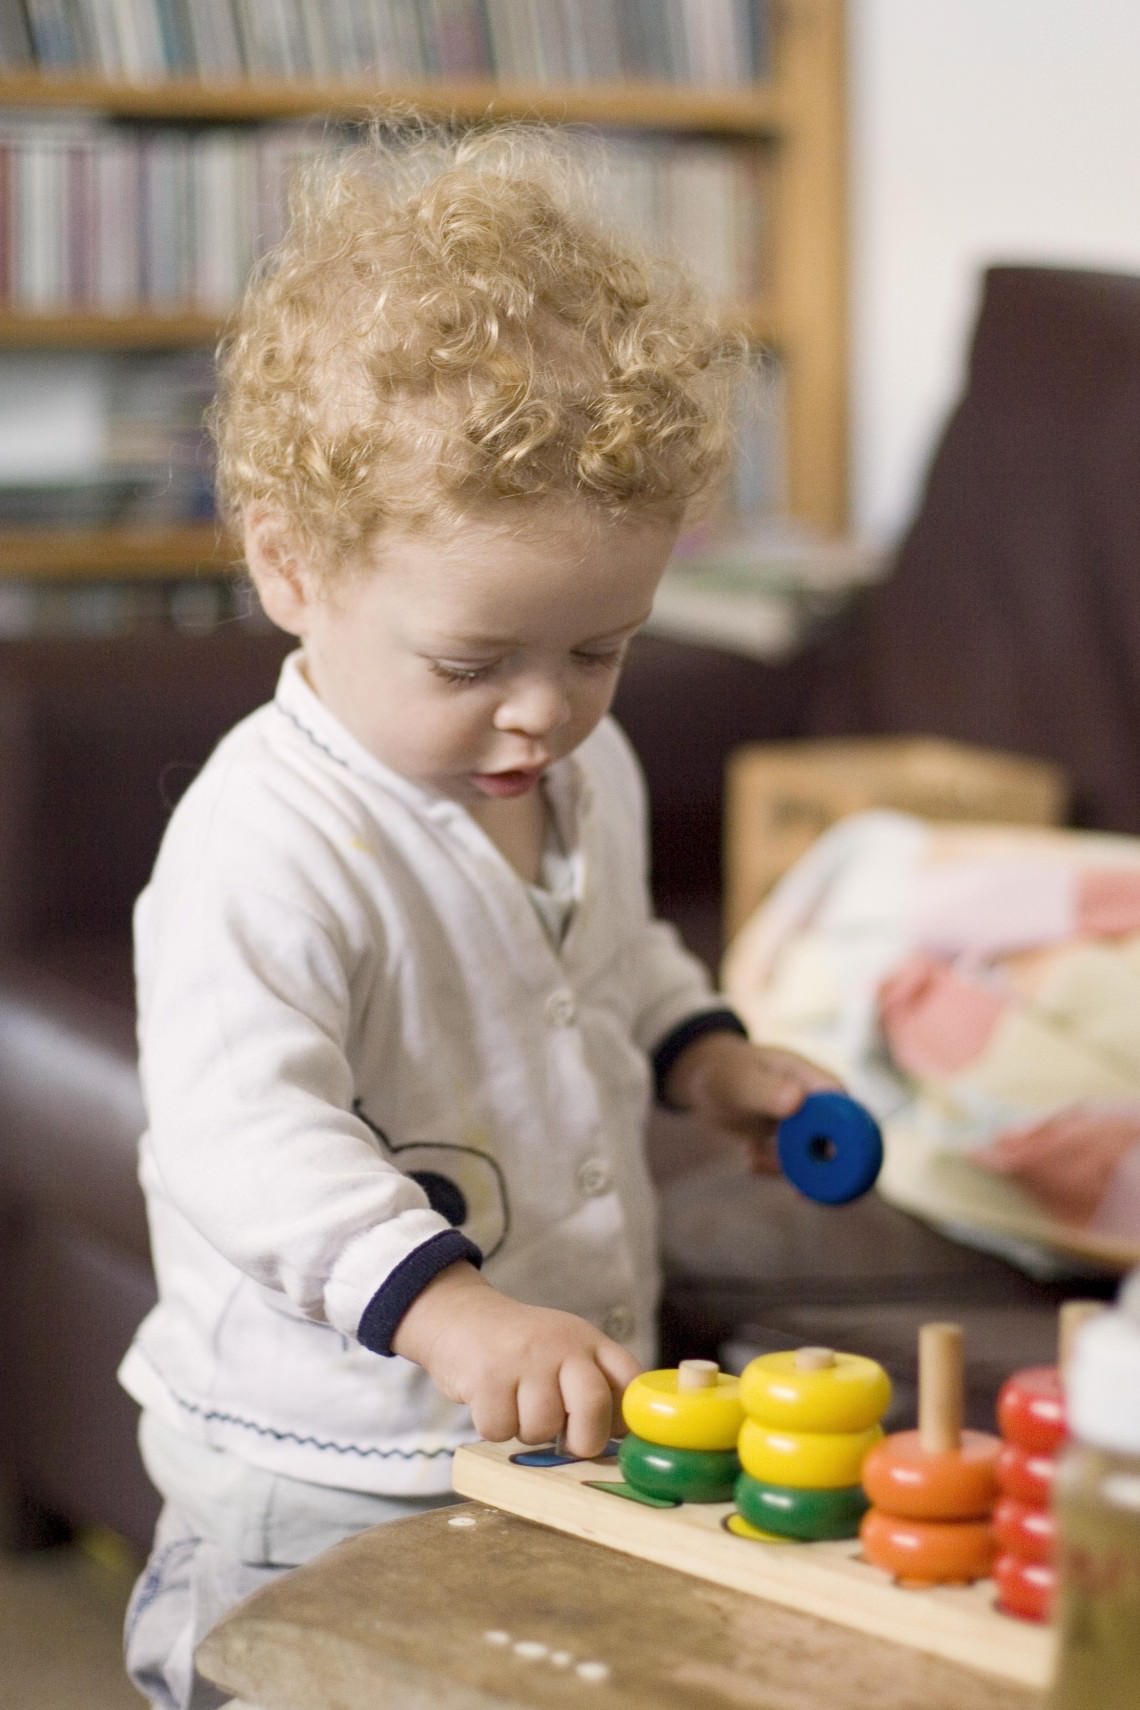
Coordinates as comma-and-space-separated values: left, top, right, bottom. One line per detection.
776, 1091, 884, 1205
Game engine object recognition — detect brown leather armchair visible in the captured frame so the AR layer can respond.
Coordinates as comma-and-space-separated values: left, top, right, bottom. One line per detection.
659, 264, 1140, 1404
808, 263, 1140, 835
0, 628, 290, 1550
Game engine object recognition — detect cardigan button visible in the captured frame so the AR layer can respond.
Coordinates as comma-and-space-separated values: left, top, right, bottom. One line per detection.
577, 1158, 612, 1198
543, 989, 578, 1027
602, 1305, 636, 1342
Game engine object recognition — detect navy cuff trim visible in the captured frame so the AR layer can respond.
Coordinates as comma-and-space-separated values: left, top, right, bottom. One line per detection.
651, 1008, 749, 1109
357, 1229, 483, 1357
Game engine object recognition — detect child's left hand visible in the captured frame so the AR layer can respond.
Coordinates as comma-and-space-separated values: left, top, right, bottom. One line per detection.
663, 1029, 841, 1173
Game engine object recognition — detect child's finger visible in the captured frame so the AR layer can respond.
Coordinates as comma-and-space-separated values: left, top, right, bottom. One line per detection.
736, 1048, 842, 1123
469, 1379, 521, 1445
558, 1361, 614, 1458
514, 1377, 569, 1447
595, 1339, 641, 1438
726, 1054, 805, 1121
560, 1350, 632, 1458
596, 1337, 641, 1399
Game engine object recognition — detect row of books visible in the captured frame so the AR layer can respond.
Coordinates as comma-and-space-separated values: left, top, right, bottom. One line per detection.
0, 115, 320, 311
3, 1, 770, 88
0, 574, 261, 637
0, 339, 786, 540
725, 353, 785, 519
0, 350, 216, 526
656, 520, 884, 664
0, 115, 770, 312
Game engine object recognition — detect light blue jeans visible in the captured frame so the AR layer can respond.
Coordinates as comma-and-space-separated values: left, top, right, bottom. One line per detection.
124, 1416, 457, 1710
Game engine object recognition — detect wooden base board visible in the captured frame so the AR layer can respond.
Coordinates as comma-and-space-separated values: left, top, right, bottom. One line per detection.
452, 1441, 1054, 1691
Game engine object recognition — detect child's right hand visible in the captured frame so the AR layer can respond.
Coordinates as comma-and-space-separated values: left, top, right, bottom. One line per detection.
389, 1262, 640, 1458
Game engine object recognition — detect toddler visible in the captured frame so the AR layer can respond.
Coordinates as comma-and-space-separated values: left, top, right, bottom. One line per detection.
121, 118, 834, 1710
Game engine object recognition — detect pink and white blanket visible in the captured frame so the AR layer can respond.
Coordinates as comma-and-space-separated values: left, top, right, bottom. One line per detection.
722, 811, 1140, 1270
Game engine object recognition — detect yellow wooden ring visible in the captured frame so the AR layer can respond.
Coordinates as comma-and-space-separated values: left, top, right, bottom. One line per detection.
621, 1369, 744, 1451
724, 1512, 794, 1545
739, 1351, 891, 1433
738, 1418, 884, 1490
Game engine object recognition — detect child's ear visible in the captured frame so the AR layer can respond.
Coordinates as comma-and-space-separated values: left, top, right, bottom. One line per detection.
243, 509, 313, 636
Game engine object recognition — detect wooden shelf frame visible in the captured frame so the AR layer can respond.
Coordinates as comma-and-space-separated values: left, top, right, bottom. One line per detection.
0, 524, 235, 580
0, 1, 848, 577
0, 69, 784, 132
772, 0, 848, 534
0, 300, 776, 351
0, 311, 226, 348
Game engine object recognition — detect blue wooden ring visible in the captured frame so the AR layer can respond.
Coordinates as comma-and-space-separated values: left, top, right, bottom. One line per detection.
776, 1091, 883, 1205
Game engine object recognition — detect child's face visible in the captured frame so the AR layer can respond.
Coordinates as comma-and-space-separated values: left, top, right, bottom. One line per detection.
273, 506, 678, 809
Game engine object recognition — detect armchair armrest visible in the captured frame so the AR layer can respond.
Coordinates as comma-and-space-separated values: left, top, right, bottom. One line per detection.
0, 627, 290, 956
724, 735, 1069, 943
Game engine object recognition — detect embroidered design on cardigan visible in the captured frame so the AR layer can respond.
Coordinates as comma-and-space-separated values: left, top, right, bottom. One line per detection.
353, 1099, 511, 1260
138, 1352, 463, 1463
274, 698, 353, 769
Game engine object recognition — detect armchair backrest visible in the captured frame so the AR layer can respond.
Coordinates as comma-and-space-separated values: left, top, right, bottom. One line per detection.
809, 264, 1140, 833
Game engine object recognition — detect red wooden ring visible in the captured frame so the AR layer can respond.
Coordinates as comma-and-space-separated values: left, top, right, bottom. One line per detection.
994, 1552, 1055, 1624
993, 1495, 1055, 1564
997, 1441, 1055, 1506
997, 1366, 1066, 1454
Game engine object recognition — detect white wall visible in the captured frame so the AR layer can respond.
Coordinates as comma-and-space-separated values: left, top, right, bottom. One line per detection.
849, 0, 1140, 544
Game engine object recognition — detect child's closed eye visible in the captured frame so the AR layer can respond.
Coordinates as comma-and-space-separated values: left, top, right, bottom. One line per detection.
572, 646, 627, 672
428, 647, 627, 687
428, 659, 499, 687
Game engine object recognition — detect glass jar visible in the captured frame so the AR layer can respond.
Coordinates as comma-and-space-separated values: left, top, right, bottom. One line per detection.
1046, 1278, 1140, 1710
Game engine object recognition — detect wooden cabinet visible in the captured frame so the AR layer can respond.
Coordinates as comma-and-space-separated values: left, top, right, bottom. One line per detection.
0, 0, 846, 582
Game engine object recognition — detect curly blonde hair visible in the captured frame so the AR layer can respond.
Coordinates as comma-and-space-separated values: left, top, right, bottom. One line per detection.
211, 115, 751, 576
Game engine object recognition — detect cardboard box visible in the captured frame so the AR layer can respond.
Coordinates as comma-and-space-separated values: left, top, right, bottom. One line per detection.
724, 736, 1070, 942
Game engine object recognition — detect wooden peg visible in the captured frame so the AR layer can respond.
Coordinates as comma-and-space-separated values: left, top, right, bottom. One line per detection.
794, 1346, 837, 1372
676, 1359, 719, 1392
918, 1322, 964, 1456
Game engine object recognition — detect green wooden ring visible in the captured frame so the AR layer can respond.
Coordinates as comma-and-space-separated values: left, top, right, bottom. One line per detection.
734, 1471, 869, 1540
618, 1433, 740, 1503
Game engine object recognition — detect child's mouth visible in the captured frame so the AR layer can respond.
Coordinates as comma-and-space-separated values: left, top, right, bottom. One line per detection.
471, 768, 546, 799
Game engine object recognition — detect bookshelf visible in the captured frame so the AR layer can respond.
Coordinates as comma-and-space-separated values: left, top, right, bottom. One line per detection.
0, 0, 847, 585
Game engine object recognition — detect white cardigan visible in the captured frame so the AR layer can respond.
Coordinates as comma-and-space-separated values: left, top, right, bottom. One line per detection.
119, 653, 728, 1494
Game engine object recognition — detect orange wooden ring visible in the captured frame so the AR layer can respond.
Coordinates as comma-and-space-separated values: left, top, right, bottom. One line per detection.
996, 1441, 1055, 1507
993, 1495, 1055, 1564
997, 1366, 1066, 1454
859, 1507, 997, 1585
861, 1429, 1000, 1520
994, 1553, 1055, 1624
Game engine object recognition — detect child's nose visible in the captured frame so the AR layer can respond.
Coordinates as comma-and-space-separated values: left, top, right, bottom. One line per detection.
494, 672, 572, 736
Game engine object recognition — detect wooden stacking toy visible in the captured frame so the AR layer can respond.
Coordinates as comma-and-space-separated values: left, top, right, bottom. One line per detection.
993, 1300, 1103, 1623
860, 1322, 1001, 1585
731, 1345, 891, 1540
616, 1359, 743, 1505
